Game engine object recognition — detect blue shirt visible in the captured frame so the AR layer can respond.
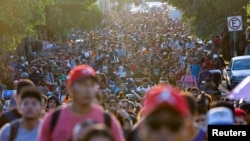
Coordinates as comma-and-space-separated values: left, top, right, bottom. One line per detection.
190, 64, 201, 80
111, 85, 120, 95
192, 127, 206, 141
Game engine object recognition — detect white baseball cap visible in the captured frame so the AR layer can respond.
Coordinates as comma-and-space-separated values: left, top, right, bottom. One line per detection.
207, 107, 234, 125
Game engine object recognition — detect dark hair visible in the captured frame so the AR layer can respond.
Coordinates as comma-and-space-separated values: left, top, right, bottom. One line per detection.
128, 101, 135, 109
83, 124, 114, 141
197, 104, 207, 115
210, 101, 234, 115
191, 87, 199, 92
186, 87, 192, 92
17, 79, 35, 95
47, 95, 61, 107
197, 94, 212, 105
61, 86, 66, 90
205, 78, 211, 82
99, 73, 106, 81
120, 99, 129, 108
182, 93, 197, 116
20, 87, 43, 103
105, 95, 119, 103
240, 103, 250, 114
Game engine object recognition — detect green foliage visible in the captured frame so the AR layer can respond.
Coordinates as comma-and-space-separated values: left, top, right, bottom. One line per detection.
246, 3, 250, 28
167, 0, 249, 39
45, 0, 97, 37
0, 0, 52, 48
80, 4, 103, 31
0, 0, 104, 50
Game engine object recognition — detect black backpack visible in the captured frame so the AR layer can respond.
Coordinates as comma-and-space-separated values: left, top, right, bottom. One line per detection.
9, 120, 20, 141
50, 109, 112, 133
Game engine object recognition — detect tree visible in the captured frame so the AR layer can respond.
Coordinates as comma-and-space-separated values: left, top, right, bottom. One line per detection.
167, 0, 249, 59
167, 0, 249, 39
0, 0, 53, 51
110, 0, 131, 11
80, 4, 103, 31
246, 3, 250, 28
44, 0, 97, 41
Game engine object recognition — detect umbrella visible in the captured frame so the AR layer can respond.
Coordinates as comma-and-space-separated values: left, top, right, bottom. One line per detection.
227, 76, 250, 100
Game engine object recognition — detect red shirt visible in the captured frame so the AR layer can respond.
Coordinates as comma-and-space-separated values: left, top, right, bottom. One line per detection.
38, 104, 125, 141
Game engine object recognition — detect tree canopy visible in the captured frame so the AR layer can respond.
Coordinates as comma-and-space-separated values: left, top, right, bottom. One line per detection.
45, 0, 100, 40
0, 0, 53, 45
80, 4, 103, 31
167, 0, 249, 39
0, 0, 103, 49
246, 3, 250, 28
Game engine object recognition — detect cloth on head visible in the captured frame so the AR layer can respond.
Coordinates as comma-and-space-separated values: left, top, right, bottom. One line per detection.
142, 85, 188, 117
67, 64, 98, 86
207, 107, 234, 125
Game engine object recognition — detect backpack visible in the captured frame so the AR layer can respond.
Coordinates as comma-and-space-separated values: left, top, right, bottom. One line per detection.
50, 109, 112, 134
9, 120, 20, 141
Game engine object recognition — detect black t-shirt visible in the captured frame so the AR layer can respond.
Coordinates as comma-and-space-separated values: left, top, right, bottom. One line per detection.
0, 108, 22, 128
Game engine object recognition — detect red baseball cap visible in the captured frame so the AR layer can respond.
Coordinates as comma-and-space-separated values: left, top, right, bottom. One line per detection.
142, 85, 188, 117
67, 65, 98, 86
234, 108, 247, 119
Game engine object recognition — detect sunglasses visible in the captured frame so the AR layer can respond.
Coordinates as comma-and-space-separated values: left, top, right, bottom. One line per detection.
146, 118, 183, 132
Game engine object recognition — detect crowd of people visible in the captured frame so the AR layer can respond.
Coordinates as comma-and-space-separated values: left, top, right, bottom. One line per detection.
0, 8, 249, 141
